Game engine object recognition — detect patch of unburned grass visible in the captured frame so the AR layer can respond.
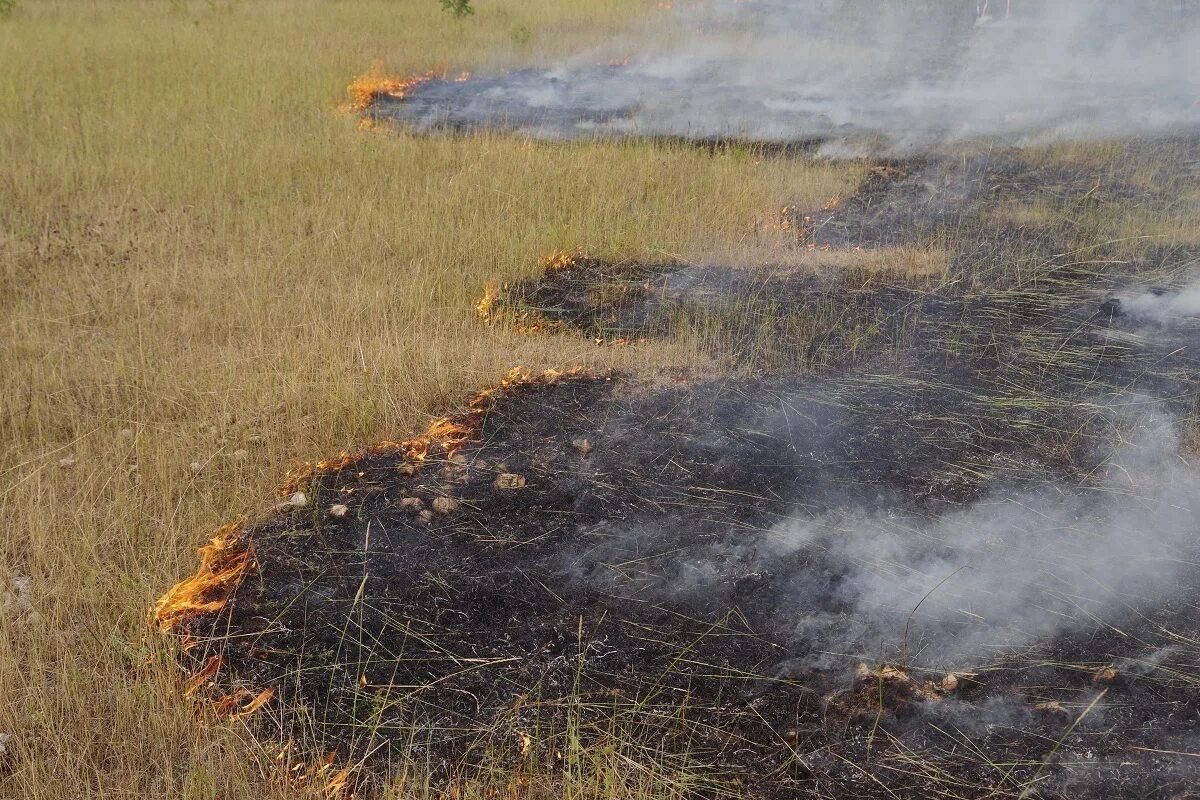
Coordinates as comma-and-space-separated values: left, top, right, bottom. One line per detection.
708, 242, 951, 278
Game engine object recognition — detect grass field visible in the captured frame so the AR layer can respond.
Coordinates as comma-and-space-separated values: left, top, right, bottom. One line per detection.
0, 1, 864, 797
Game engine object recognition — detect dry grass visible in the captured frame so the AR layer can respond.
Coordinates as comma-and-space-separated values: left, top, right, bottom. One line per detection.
993, 141, 1200, 258
0, 1, 860, 797
706, 240, 951, 278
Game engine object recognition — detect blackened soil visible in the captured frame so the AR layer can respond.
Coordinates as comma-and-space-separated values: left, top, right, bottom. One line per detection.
484, 148, 1198, 368
185, 341, 1200, 797
173, 143, 1200, 799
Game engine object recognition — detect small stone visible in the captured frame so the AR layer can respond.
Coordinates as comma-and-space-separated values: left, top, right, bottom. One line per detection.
0, 732, 11, 757
57, 455, 77, 469
432, 497, 460, 514
448, 452, 468, 466
571, 438, 593, 456
494, 473, 527, 490
329, 504, 349, 518
278, 491, 309, 510
1, 576, 33, 616
941, 673, 959, 693
397, 463, 417, 477
441, 463, 470, 484
1033, 700, 1068, 717
398, 496, 424, 511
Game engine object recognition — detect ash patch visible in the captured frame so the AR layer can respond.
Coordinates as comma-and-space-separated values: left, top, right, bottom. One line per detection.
366, 65, 846, 149
483, 147, 1200, 373
180, 345, 1200, 797
168, 144, 1200, 796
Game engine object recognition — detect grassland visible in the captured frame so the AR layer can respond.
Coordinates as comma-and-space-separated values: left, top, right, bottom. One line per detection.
0, 1, 863, 797
7, 1, 1200, 797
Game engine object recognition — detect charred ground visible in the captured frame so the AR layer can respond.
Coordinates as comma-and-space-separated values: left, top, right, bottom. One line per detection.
166, 141, 1200, 799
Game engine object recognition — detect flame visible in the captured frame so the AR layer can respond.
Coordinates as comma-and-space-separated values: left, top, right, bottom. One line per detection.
183, 654, 223, 698
475, 278, 567, 334
155, 523, 253, 633
476, 281, 501, 321
324, 768, 354, 798
474, 249, 654, 340
341, 61, 440, 113
541, 248, 587, 273
265, 742, 346, 796
234, 686, 276, 718
160, 367, 598, 794
279, 367, 589, 496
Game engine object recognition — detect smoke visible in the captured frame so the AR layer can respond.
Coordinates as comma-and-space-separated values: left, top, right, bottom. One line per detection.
773, 407, 1199, 669
1117, 276, 1200, 325
561, 399, 1200, 672
383, 0, 1200, 147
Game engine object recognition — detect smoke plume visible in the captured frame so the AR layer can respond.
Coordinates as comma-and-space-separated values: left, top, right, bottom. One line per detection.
772, 408, 1199, 669
382, 0, 1200, 148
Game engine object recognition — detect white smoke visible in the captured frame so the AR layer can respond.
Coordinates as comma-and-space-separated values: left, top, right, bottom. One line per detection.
627, 0, 1200, 144
772, 407, 1200, 669
566, 403, 1200, 671
1118, 277, 1200, 324
392, 0, 1200, 147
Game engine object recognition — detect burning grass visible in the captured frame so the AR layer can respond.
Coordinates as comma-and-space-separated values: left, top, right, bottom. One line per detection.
0, 3, 875, 799
277, 367, 584, 498
158, 142, 1200, 798
341, 61, 442, 113
154, 522, 252, 634
162, 344, 1200, 797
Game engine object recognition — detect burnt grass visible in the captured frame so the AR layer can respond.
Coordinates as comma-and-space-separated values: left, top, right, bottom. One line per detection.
174, 142, 1200, 799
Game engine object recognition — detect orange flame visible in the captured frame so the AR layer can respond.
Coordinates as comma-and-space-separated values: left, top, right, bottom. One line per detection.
160, 368, 599, 794
541, 248, 587, 273
155, 523, 253, 633
341, 61, 440, 113
475, 249, 633, 337
279, 367, 589, 497
183, 654, 223, 698
476, 281, 502, 321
